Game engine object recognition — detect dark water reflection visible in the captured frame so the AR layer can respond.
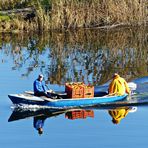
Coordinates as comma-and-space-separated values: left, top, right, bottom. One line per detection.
0, 27, 147, 86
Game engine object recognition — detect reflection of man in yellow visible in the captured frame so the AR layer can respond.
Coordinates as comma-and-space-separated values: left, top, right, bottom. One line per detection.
109, 73, 131, 96
108, 107, 129, 124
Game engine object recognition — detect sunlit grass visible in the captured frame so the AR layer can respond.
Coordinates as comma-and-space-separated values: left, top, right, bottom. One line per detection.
0, 0, 147, 31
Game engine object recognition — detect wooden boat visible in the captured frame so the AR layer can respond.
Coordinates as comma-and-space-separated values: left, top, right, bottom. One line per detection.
8, 82, 138, 108
8, 93, 128, 108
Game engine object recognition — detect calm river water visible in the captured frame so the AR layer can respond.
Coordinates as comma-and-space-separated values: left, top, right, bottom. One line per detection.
0, 27, 148, 148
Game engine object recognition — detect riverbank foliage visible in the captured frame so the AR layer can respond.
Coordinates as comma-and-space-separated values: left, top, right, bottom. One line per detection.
0, 0, 148, 32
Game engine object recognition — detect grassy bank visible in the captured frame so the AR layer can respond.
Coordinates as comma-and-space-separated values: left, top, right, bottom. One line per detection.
0, 0, 148, 32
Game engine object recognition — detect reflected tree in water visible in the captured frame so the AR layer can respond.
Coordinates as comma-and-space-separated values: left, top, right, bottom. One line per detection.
0, 27, 147, 85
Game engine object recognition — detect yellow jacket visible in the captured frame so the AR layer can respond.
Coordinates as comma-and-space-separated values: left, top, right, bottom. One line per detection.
108, 108, 129, 124
109, 75, 130, 95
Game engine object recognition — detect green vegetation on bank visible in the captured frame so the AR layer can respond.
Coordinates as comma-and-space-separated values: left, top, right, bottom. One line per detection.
0, 14, 10, 21
0, 0, 148, 32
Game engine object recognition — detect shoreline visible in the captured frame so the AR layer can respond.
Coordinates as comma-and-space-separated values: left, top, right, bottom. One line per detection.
0, 23, 147, 34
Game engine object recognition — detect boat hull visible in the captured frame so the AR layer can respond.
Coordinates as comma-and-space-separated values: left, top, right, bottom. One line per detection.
8, 94, 128, 108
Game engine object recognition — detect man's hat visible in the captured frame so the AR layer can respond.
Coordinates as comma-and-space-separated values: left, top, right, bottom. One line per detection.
113, 73, 119, 78
39, 74, 43, 78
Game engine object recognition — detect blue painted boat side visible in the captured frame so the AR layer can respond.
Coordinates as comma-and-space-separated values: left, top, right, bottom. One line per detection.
46, 95, 127, 107
8, 94, 127, 108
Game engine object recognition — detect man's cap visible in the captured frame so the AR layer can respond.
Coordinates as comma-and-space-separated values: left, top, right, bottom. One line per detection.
113, 73, 119, 77
38, 74, 44, 78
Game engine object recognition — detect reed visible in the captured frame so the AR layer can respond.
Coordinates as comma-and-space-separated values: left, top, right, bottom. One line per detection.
0, 0, 30, 10
0, 0, 148, 31
50, 0, 148, 29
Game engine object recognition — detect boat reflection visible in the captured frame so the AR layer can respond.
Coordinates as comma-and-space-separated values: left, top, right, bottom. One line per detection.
8, 108, 69, 135
8, 106, 137, 135
8, 108, 66, 122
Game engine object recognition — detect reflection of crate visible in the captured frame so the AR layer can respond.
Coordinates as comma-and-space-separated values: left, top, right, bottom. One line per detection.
83, 110, 94, 118
65, 110, 94, 120
83, 86, 94, 98
65, 83, 84, 98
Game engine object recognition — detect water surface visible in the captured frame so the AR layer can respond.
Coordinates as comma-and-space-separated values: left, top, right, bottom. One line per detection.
0, 27, 148, 148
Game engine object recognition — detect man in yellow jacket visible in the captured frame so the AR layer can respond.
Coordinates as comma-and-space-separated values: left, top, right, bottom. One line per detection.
109, 73, 130, 96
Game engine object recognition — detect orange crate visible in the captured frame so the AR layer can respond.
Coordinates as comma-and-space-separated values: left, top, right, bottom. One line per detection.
65, 82, 84, 98
83, 85, 94, 98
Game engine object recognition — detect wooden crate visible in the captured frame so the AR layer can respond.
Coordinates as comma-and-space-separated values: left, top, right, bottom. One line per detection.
65, 82, 84, 98
83, 85, 94, 98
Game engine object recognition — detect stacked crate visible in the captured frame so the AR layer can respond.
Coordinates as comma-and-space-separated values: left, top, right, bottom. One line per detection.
65, 82, 84, 98
83, 85, 94, 98
65, 82, 94, 99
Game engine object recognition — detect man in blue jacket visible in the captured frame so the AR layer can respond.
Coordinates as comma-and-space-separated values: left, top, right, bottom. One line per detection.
33, 74, 51, 98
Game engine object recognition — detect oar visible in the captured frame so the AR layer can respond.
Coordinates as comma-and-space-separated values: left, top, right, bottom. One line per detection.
45, 84, 67, 98
24, 91, 34, 95
45, 84, 55, 93
24, 91, 56, 102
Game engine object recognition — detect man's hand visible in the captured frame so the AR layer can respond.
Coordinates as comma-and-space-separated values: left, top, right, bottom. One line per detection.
47, 89, 54, 93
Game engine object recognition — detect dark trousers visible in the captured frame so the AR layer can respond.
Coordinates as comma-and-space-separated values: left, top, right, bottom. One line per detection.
94, 91, 108, 97
34, 91, 51, 98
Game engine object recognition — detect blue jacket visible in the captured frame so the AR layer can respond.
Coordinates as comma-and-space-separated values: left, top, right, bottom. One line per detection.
33, 79, 47, 93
